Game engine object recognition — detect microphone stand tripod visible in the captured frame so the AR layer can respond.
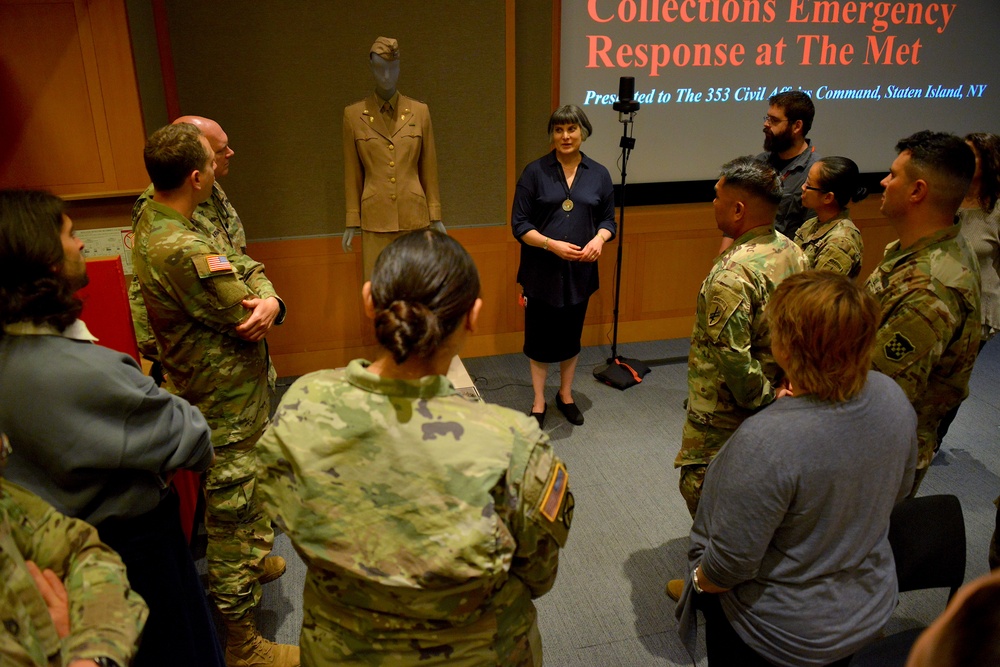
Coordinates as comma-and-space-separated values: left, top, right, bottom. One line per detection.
593, 103, 651, 390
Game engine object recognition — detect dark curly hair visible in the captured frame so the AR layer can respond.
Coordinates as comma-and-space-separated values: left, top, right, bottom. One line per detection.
0, 189, 81, 332
370, 230, 480, 364
965, 133, 1000, 214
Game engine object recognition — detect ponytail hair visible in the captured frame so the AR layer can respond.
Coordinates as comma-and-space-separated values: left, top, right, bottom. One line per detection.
816, 156, 866, 209
370, 230, 480, 364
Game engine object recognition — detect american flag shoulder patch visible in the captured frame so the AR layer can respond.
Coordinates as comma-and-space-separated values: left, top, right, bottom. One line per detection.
206, 254, 232, 273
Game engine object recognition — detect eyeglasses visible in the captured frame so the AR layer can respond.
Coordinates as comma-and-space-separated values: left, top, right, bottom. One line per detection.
763, 115, 788, 126
803, 184, 827, 192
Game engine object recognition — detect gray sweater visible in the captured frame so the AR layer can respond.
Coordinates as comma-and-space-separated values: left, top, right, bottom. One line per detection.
0, 323, 214, 524
687, 371, 917, 666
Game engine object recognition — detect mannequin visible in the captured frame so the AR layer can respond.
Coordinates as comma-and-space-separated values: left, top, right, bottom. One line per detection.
342, 36, 445, 278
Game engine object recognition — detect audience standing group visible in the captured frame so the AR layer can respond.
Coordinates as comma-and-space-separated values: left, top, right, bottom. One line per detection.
2, 84, 1000, 667
665, 89, 999, 665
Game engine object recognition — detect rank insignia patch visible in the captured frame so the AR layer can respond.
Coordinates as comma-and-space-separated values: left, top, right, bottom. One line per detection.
884, 332, 915, 361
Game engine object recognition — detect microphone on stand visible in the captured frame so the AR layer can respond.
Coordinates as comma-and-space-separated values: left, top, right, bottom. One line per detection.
612, 76, 640, 122
593, 76, 650, 390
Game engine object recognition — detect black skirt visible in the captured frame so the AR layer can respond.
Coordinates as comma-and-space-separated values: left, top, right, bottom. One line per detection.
523, 296, 589, 363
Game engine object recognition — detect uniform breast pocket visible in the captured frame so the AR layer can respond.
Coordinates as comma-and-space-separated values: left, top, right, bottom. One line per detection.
399, 130, 423, 147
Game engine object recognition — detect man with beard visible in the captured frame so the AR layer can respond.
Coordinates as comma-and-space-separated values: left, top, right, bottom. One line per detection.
755, 90, 819, 239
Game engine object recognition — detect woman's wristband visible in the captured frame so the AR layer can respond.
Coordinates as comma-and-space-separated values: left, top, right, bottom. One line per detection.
542, 237, 549, 251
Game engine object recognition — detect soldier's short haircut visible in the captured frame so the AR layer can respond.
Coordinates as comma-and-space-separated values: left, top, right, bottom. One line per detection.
548, 104, 593, 141
766, 270, 880, 402
370, 229, 480, 364
719, 156, 783, 206
768, 90, 815, 136
0, 189, 81, 331
895, 130, 975, 215
144, 123, 210, 192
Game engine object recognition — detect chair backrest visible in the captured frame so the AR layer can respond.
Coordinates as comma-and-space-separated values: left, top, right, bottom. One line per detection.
888, 494, 966, 600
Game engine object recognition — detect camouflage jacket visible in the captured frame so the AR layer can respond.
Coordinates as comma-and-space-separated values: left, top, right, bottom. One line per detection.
676, 226, 808, 468
129, 182, 248, 359
865, 226, 982, 469
794, 211, 864, 278
0, 481, 147, 667
256, 360, 573, 666
132, 199, 279, 447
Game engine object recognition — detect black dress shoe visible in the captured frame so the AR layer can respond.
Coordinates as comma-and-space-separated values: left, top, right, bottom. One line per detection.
529, 405, 547, 429
556, 395, 584, 425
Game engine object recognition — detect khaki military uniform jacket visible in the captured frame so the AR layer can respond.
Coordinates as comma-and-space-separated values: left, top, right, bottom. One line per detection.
676, 226, 808, 468
865, 226, 981, 469
256, 360, 572, 666
0, 481, 147, 667
343, 92, 442, 231
793, 210, 864, 278
132, 200, 281, 448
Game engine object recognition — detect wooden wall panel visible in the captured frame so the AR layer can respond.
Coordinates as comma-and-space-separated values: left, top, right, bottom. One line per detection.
247, 238, 369, 357
65, 196, 898, 378
0, 0, 147, 195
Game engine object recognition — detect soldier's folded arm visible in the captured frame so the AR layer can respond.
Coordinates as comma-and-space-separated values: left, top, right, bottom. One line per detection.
229, 253, 286, 324
152, 243, 264, 336
5, 482, 148, 665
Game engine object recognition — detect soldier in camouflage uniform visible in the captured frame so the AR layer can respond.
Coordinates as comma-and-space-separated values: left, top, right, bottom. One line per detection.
1, 433, 148, 667
132, 124, 297, 666
794, 158, 866, 278
126, 115, 278, 391
676, 157, 808, 518
257, 230, 572, 666
865, 131, 981, 495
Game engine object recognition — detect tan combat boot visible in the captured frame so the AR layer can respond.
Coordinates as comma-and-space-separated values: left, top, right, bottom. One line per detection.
224, 614, 300, 667
259, 556, 287, 585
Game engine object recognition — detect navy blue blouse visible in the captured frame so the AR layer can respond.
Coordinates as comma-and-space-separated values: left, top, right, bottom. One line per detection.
511, 151, 616, 307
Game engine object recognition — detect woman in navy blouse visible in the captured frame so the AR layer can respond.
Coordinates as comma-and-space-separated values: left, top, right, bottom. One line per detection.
511, 105, 616, 428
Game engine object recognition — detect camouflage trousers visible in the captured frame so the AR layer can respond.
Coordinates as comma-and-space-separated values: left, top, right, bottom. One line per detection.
204, 431, 274, 621
678, 465, 708, 519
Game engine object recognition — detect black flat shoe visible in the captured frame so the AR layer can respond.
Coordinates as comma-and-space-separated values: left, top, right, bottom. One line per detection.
529, 405, 547, 429
556, 395, 584, 425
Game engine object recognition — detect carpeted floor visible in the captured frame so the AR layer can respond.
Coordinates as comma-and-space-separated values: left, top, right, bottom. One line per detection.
253, 337, 1000, 666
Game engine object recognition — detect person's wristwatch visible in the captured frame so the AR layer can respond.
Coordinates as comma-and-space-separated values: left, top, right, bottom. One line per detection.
542, 237, 550, 251
691, 566, 705, 594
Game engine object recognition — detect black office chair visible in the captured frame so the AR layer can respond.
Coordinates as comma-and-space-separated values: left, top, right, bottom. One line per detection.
888, 494, 966, 601
849, 495, 966, 667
